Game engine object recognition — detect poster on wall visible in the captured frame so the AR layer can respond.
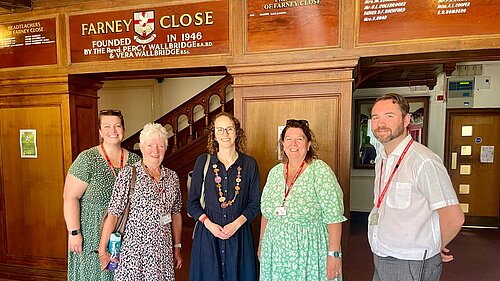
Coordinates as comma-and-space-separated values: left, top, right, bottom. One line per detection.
247, 0, 340, 52
0, 18, 57, 68
20, 129, 38, 158
358, 0, 500, 44
69, 0, 229, 63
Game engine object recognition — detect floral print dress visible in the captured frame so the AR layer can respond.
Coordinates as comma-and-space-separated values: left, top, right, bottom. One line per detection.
260, 159, 347, 281
108, 162, 181, 281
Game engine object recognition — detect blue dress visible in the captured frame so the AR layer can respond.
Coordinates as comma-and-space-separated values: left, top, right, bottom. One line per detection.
187, 152, 260, 281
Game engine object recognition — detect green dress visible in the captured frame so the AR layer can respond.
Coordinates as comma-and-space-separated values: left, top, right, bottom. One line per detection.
260, 159, 347, 281
67, 147, 141, 281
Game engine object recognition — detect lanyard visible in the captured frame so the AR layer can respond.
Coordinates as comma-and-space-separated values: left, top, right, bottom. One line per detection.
101, 143, 124, 178
376, 139, 413, 208
282, 161, 305, 206
144, 163, 165, 196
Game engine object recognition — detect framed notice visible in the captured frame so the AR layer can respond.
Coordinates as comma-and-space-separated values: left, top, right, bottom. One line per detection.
247, 0, 340, 52
0, 18, 57, 68
358, 0, 500, 44
69, 0, 229, 63
20, 129, 38, 158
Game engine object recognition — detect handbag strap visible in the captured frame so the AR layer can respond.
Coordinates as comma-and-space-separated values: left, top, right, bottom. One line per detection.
126, 165, 137, 203
200, 154, 211, 197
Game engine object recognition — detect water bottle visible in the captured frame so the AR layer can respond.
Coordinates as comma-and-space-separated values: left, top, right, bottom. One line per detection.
107, 232, 122, 270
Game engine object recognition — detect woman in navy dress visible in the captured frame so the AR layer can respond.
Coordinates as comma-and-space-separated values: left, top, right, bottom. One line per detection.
188, 112, 260, 281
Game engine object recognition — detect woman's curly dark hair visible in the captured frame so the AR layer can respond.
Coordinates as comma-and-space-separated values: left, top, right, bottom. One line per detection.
280, 119, 319, 163
207, 112, 247, 154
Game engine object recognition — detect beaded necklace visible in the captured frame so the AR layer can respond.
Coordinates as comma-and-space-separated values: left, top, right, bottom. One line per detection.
213, 164, 242, 209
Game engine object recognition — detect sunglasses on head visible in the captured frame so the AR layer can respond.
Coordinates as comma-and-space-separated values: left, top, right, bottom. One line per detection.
286, 119, 309, 127
99, 109, 122, 115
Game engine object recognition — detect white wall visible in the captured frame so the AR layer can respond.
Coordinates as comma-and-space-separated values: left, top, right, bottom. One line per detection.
350, 61, 500, 212
161, 76, 223, 113
98, 76, 224, 139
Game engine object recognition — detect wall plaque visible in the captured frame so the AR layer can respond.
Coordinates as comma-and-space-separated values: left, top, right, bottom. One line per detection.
358, 0, 500, 44
0, 18, 57, 68
69, 0, 229, 63
247, 0, 340, 52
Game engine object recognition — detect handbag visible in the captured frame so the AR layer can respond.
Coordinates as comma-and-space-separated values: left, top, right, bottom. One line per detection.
100, 165, 137, 235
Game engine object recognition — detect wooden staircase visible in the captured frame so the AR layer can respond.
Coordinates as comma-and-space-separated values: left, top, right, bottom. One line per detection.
121, 75, 233, 225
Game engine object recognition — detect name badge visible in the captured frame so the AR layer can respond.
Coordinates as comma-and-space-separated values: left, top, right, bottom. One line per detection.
275, 206, 287, 217
160, 213, 172, 225
369, 211, 379, 226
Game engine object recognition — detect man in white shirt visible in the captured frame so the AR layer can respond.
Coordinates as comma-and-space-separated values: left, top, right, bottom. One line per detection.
368, 93, 464, 281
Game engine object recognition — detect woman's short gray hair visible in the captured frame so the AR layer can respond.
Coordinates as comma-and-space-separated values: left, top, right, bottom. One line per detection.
139, 123, 168, 147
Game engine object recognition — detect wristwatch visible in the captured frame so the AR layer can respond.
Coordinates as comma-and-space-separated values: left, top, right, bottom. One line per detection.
70, 229, 81, 236
328, 251, 342, 258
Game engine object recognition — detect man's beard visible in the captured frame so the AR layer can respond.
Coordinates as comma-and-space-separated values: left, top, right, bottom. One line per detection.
373, 123, 404, 144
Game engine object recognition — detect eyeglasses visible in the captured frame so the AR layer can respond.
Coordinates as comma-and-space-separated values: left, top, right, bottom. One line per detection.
214, 126, 235, 135
99, 109, 122, 116
286, 119, 309, 127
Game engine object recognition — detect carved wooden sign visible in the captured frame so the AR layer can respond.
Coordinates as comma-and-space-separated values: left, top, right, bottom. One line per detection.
69, 1, 229, 63
247, 0, 340, 52
358, 0, 500, 44
0, 18, 57, 68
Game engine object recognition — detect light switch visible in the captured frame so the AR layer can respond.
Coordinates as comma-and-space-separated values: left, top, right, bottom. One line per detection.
460, 203, 469, 213
460, 165, 471, 175
459, 184, 470, 194
461, 146, 472, 156
461, 126, 473, 137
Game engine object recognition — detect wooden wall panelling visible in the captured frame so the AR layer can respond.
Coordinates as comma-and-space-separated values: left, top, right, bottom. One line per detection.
67, 75, 103, 160
0, 95, 69, 280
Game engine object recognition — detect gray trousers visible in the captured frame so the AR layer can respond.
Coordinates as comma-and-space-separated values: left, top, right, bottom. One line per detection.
373, 253, 442, 281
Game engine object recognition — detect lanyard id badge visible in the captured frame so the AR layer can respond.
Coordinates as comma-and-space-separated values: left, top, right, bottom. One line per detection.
160, 213, 172, 225
275, 206, 287, 217
369, 210, 379, 226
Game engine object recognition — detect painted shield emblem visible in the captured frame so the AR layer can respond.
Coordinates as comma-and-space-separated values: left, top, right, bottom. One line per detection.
133, 11, 155, 38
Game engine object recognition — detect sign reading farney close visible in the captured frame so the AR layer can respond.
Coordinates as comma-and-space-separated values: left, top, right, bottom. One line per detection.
69, 1, 229, 63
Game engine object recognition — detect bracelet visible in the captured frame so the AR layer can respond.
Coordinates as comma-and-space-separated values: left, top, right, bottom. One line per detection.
200, 214, 208, 224
173, 243, 182, 249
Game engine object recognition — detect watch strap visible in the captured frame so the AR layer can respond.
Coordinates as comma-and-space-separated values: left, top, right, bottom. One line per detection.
328, 250, 342, 258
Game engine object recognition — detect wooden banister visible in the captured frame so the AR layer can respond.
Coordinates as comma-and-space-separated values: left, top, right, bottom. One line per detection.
122, 75, 233, 154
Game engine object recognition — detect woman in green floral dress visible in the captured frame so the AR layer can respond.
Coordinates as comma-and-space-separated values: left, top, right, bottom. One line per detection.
259, 119, 347, 281
63, 110, 141, 281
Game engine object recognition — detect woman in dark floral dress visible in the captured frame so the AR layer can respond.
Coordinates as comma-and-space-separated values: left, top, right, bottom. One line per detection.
99, 123, 183, 281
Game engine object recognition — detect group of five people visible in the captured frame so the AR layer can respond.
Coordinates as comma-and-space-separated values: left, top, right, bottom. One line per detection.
63, 93, 463, 281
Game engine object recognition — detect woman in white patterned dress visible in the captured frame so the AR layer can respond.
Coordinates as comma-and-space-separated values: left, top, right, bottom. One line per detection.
258, 119, 347, 281
99, 123, 183, 281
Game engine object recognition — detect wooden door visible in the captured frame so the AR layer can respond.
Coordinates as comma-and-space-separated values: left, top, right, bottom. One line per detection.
445, 109, 500, 227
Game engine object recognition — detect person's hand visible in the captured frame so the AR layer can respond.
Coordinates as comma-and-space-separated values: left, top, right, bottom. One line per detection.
326, 256, 342, 280
441, 247, 454, 262
221, 220, 242, 238
98, 252, 111, 271
204, 220, 230, 240
173, 248, 183, 269
68, 233, 83, 254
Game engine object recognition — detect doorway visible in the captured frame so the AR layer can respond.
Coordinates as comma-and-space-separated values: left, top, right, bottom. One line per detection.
445, 109, 500, 227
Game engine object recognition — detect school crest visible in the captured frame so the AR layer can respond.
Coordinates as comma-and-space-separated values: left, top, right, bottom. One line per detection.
133, 11, 156, 44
